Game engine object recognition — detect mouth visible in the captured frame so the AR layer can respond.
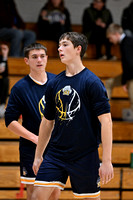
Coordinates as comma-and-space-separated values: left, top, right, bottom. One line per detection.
60, 53, 64, 59
37, 64, 43, 67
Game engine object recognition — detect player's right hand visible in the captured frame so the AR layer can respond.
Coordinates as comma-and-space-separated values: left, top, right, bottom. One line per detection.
32, 156, 43, 175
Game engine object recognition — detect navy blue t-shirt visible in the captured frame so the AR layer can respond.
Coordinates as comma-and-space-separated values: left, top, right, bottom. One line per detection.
5, 72, 55, 154
44, 68, 110, 161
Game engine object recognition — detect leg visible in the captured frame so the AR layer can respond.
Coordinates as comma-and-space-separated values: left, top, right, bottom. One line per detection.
0, 28, 23, 57
127, 80, 133, 110
22, 30, 36, 56
84, 197, 100, 200
49, 188, 61, 200
32, 186, 58, 200
0, 77, 9, 104
105, 75, 122, 99
68, 150, 101, 200
26, 184, 34, 200
105, 38, 112, 59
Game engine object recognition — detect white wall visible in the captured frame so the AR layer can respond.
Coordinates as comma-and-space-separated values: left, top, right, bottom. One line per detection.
14, 0, 132, 24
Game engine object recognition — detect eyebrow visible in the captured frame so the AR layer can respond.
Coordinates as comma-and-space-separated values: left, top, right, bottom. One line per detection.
31, 53, 46, 57
59, 40, 69, 45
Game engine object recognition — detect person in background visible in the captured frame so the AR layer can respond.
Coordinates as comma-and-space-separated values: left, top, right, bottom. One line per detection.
82, 0, 114, 60
121, 0, 133, 36
0, 0, 36, 57
37, 0, 71, 42
0, 43, 9, 118
5, 43, 60, 200
106, 24, 133, 121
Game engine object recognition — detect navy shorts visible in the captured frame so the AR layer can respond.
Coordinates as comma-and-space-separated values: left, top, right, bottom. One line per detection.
20, 151, 35, 185
35, 149, 100, 198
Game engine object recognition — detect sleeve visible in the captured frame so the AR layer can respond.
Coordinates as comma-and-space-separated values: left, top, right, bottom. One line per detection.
43, 81, 55, 120
88, 79, 110, 116
5, 86, 23, 127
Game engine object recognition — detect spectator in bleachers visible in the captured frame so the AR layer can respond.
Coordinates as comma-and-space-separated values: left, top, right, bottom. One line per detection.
82, 0, 114, 60
37, 0, 71, 42
121, 0, 133, 36
106, 24, 133, 121
0, 44, 9, 118
0, 0, 36, 57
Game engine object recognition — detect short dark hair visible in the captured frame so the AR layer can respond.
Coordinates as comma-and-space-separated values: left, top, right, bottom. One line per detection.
59, 32, 88, 59
24, 43, 47, 58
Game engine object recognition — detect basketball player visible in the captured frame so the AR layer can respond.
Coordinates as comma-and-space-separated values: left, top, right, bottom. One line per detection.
5, 43, 60, 200
32, 32, 114, 200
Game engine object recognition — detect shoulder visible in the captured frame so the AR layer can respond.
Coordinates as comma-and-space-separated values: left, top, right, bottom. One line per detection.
46, 71, 65, 88
11, 75, 30, 92
84, 68, 104, 89
84, 68, 100, 82
47, 72, 56, 81
122, 35, 133, 45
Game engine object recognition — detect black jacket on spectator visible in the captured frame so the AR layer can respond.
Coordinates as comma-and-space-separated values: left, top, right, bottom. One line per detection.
120, 35, 133, 85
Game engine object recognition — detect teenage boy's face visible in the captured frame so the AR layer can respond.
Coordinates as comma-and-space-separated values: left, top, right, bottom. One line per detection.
107, 33, 119, 44
24, 49, 48, 73
58, 38, 80, 64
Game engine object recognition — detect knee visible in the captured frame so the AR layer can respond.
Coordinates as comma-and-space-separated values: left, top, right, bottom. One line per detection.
12, 29, 23, 40
50, 188, 61, 200
30, 31, 36, 41
31, 188, 38, 200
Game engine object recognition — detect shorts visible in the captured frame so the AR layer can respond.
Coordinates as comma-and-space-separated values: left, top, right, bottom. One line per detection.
20, 151, 35, 185
35, 149, 100, 199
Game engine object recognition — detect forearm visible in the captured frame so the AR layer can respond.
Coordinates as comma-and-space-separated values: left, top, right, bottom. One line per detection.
35, 117, 54, 160
8, 121, 38, 144
99, 113, 113, 163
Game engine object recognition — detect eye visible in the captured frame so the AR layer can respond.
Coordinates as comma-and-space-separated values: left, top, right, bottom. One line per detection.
32, 55, 37, 59
41, 55, 46, 58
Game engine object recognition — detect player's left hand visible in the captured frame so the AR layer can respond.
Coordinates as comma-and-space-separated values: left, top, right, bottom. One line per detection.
99, 161, 114, 185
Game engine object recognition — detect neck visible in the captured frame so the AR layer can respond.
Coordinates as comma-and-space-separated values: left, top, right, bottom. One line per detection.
65, 59, 85, 77
29, 71, 47, 83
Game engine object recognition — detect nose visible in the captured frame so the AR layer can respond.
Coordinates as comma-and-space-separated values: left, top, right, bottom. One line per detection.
58, 46, 62, 52
37, 56, 42, 62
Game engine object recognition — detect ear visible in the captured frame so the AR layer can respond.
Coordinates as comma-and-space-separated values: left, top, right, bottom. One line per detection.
24, 57, 29, 65
76, 45, 82, 55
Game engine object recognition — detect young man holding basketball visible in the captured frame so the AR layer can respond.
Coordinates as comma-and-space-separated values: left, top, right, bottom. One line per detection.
32, 32, 114, 200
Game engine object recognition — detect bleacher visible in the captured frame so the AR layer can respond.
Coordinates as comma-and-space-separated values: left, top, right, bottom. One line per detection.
0, 23, 133, 200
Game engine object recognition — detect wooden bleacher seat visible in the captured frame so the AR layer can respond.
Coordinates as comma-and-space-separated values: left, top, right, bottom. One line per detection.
0, 119, 19, 139
8, 58, 122, 77
110, 99, 130, 119
121, 168, 133, 200
36, 40, 58, 57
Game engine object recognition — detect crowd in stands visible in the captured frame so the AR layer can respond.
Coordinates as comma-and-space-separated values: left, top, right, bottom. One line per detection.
0, 0, 133, 59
